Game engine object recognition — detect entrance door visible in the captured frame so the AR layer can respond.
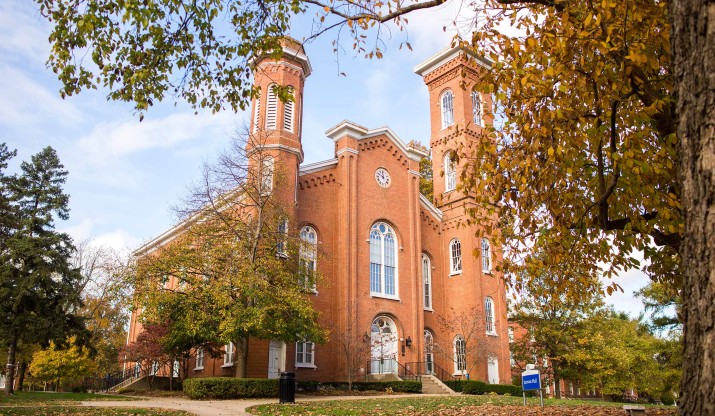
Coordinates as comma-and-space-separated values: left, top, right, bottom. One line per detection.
487, 357, 499, 384
268, 340, 283, 379
424, 330, 434, 375
371, 316, 398, 374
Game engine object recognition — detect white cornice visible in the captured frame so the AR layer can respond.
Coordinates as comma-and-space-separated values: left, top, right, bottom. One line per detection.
409, 169, 421, 177
299, 158, 338, 175
325, 120, 369, 141
419, 194, 444, 221
248, 144, 304, 163
283, 46, 312, 77
361, 126, 429, 162
336, 148, 358, 157
413, 46, 493, 77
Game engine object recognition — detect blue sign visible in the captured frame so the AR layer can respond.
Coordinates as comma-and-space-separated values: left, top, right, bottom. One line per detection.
521, 372, 542, 391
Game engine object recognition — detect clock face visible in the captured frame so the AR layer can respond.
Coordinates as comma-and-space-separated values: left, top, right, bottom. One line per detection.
375, 168, 391, 188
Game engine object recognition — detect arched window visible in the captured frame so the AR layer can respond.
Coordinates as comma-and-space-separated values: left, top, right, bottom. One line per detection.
441, 90, 454, 129
424, 329, 435, 374
481, 238, 491, 273
449, 238, 462, 275
422, 254, 432, 310
444, 152, 456, 192
300, 226, 317, 291
471, 90, 483, 127
261, 156, 274, 194
283, 87, 294, 132
454, 335, 467, 375
252, 97, 261, 133
265, 84, 278, 130
371, 316, 398, 374
485, 297, 496, 334
370, 222, 398, 298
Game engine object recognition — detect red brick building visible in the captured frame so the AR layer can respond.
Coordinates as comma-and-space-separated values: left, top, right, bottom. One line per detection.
128, 40, 511, 386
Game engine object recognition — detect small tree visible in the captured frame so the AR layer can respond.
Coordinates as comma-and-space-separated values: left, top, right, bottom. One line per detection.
120, 322, 172, 391
29, 337, 96, 391
435, 307, 496, 380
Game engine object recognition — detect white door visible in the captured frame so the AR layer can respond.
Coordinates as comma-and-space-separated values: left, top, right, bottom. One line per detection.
371, 316, 398, 374
488, 357, 499, 384
424, 330, 434, 375
268, 340, 283, 379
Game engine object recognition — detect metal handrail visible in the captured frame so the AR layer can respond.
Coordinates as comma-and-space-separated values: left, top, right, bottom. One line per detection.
101, 361, 177, 391
403, 361, 456, 382
365, 359, 421, 381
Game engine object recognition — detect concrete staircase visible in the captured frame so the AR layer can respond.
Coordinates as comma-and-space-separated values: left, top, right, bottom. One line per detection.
421, 374, 457, 395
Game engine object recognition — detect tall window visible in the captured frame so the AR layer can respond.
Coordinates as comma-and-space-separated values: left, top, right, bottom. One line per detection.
265, 84, 278, 130
276, 219, 288, 257
454, 335, 466, 375
441, 90, 454, 129
471, 90, 483, 127
485, 297, 496, 334
481, 238, 491, 273
444, 152, 456, 192
422, 254, 432, 310
424, 329, 435, 374
283, 87, 294, 132
261, 156, 274, 194
295, 341, 315, 367
252, 97, 261, 132
195, 348, 204, 369
370, 222, 398, 298
300, 226, 318, 290
450, 238, 462, 274
224, 342, 235, 366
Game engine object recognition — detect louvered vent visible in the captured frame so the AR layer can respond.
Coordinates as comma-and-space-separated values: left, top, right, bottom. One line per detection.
265, 85, 277, 130
252, 98, 260, 132
283, 89, 294, 132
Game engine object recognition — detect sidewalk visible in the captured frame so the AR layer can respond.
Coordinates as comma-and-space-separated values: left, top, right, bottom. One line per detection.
81, 393, 444, 416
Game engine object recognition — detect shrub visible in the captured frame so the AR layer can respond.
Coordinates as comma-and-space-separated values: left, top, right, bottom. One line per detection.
444, 380, 468, 392
660, 391, 676, 406
485, 384, 523, 396
320, 381, 421, 393
183, 377, 278, 400
462, 380, 487, 395
297, 380, 319, 392
461, 381, 526, 396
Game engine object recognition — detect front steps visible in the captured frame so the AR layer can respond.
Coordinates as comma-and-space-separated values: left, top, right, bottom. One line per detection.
421, 374, 457, 395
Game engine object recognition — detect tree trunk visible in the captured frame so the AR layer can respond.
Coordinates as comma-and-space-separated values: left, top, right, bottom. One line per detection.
4, 338, 17, 395
16, 362, 26, 392
234, 337, 249, 378
554, 375, 561, 399
671, 0, 715, 415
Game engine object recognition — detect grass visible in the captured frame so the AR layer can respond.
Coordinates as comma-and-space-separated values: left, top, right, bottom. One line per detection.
248, 395, 677, 415
0, 407, 193, 415
0, 392, 134, 406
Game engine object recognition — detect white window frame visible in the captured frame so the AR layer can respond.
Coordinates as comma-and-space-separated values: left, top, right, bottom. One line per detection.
453, 335, 467, 375
422, 254, 432, 310
252, 96, 261, 132
441, 90, 454, 129
295, 341, 316, 368
223, 342, 235, 367
276, 218, 288, 257
261, 156, 274, 195
449, 238, 462, 275
195, 347, 204, 370
481, 238, 492, 273
283, 86, 294, 132
369, 222, 399, 299
299, 226, 318, 292
265, 84, 278, 130
485, 297, 496, 335
444, 152, 456, 192
471, 90, 483, 127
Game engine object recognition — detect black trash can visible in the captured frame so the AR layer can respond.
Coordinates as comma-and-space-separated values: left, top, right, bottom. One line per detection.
279, 371, 296, 404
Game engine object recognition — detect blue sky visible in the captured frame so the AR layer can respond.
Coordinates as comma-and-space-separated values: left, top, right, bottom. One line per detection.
1, 1, 651, 317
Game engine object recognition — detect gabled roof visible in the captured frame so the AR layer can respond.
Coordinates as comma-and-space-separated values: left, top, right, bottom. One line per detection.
413, 45, 493, 77
325, 120, 430, 162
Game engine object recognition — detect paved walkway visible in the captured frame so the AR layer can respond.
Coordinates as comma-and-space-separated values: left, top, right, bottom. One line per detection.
82, 393, 446, 416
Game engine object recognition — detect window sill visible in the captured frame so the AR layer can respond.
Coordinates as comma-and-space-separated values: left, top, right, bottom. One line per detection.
483, 270, 492, 275
194, 367, 204, 371
221, 363, 234, 368
295, 364, 317, 369
486, 332, 498, 337
444, 189, 455, 194
423, 307, 433, 312
449, 271, 462, 277
370, 293, 400, 302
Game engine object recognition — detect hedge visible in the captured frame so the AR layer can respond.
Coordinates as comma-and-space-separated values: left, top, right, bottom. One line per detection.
462, 380, 488, 395
320, 381, 422, 393
444, 380, 468, 392
183, 377, 278, 400
461, 380, 529, 396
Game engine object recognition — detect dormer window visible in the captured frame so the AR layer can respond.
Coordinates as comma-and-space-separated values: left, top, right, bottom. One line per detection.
441, 90, 454, 129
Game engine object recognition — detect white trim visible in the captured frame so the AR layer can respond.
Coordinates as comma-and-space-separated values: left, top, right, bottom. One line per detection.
325, 120, 369, 139
336, 148, 359, 157
370, 293, 401, 301
413, 46, 493, 77
282, 46, 313, 76
299, 158, 338, 175
248, 144, 304, 163
408, 169, 421, 177
361, 126, 429, 161
419, 194, 443, 221
257, 60, 310, 78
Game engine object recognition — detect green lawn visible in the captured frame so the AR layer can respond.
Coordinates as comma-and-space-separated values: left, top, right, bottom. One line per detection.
0, 407, 192, 415
0, 391, 133, 406
248, 395, 677, 415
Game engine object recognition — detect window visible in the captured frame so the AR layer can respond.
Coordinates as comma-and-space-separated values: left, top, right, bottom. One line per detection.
481, 238, 491, 273
471, 90, 483, 127
444, 152, 456, 192
422, 254, 432, 310
485, 297, 496, 334
276, 219, 288, 257
449, 238, 462, 274
261, 156, 274, 194
223, 342, 235, 366
284, 87, 294, 132
195, 348, 204, 370
253, 97, 261, 132
441, 90, 454, 129
369, 222, 398, 298
265, 84, 278, 130
150, 360, 159, 376
295, 341, 315, 367
508, 327, 514, 343
454, 335, 466, 375
424, 329, 435, 375
300, 226, 317, 290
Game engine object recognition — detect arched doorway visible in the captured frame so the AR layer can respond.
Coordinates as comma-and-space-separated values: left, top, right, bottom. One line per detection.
371, 316, 398, 374
424, 329, 435, 375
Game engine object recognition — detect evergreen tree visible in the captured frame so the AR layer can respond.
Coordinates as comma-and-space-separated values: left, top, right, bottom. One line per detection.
0, 146, 84, 395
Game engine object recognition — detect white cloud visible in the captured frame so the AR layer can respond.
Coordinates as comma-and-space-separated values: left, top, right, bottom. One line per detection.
0, 2, 51, 65
93, 229, 141, 252
58, 218, 96, 243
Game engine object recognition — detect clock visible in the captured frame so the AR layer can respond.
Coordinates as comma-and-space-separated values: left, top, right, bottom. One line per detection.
375, 168, 391, 188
